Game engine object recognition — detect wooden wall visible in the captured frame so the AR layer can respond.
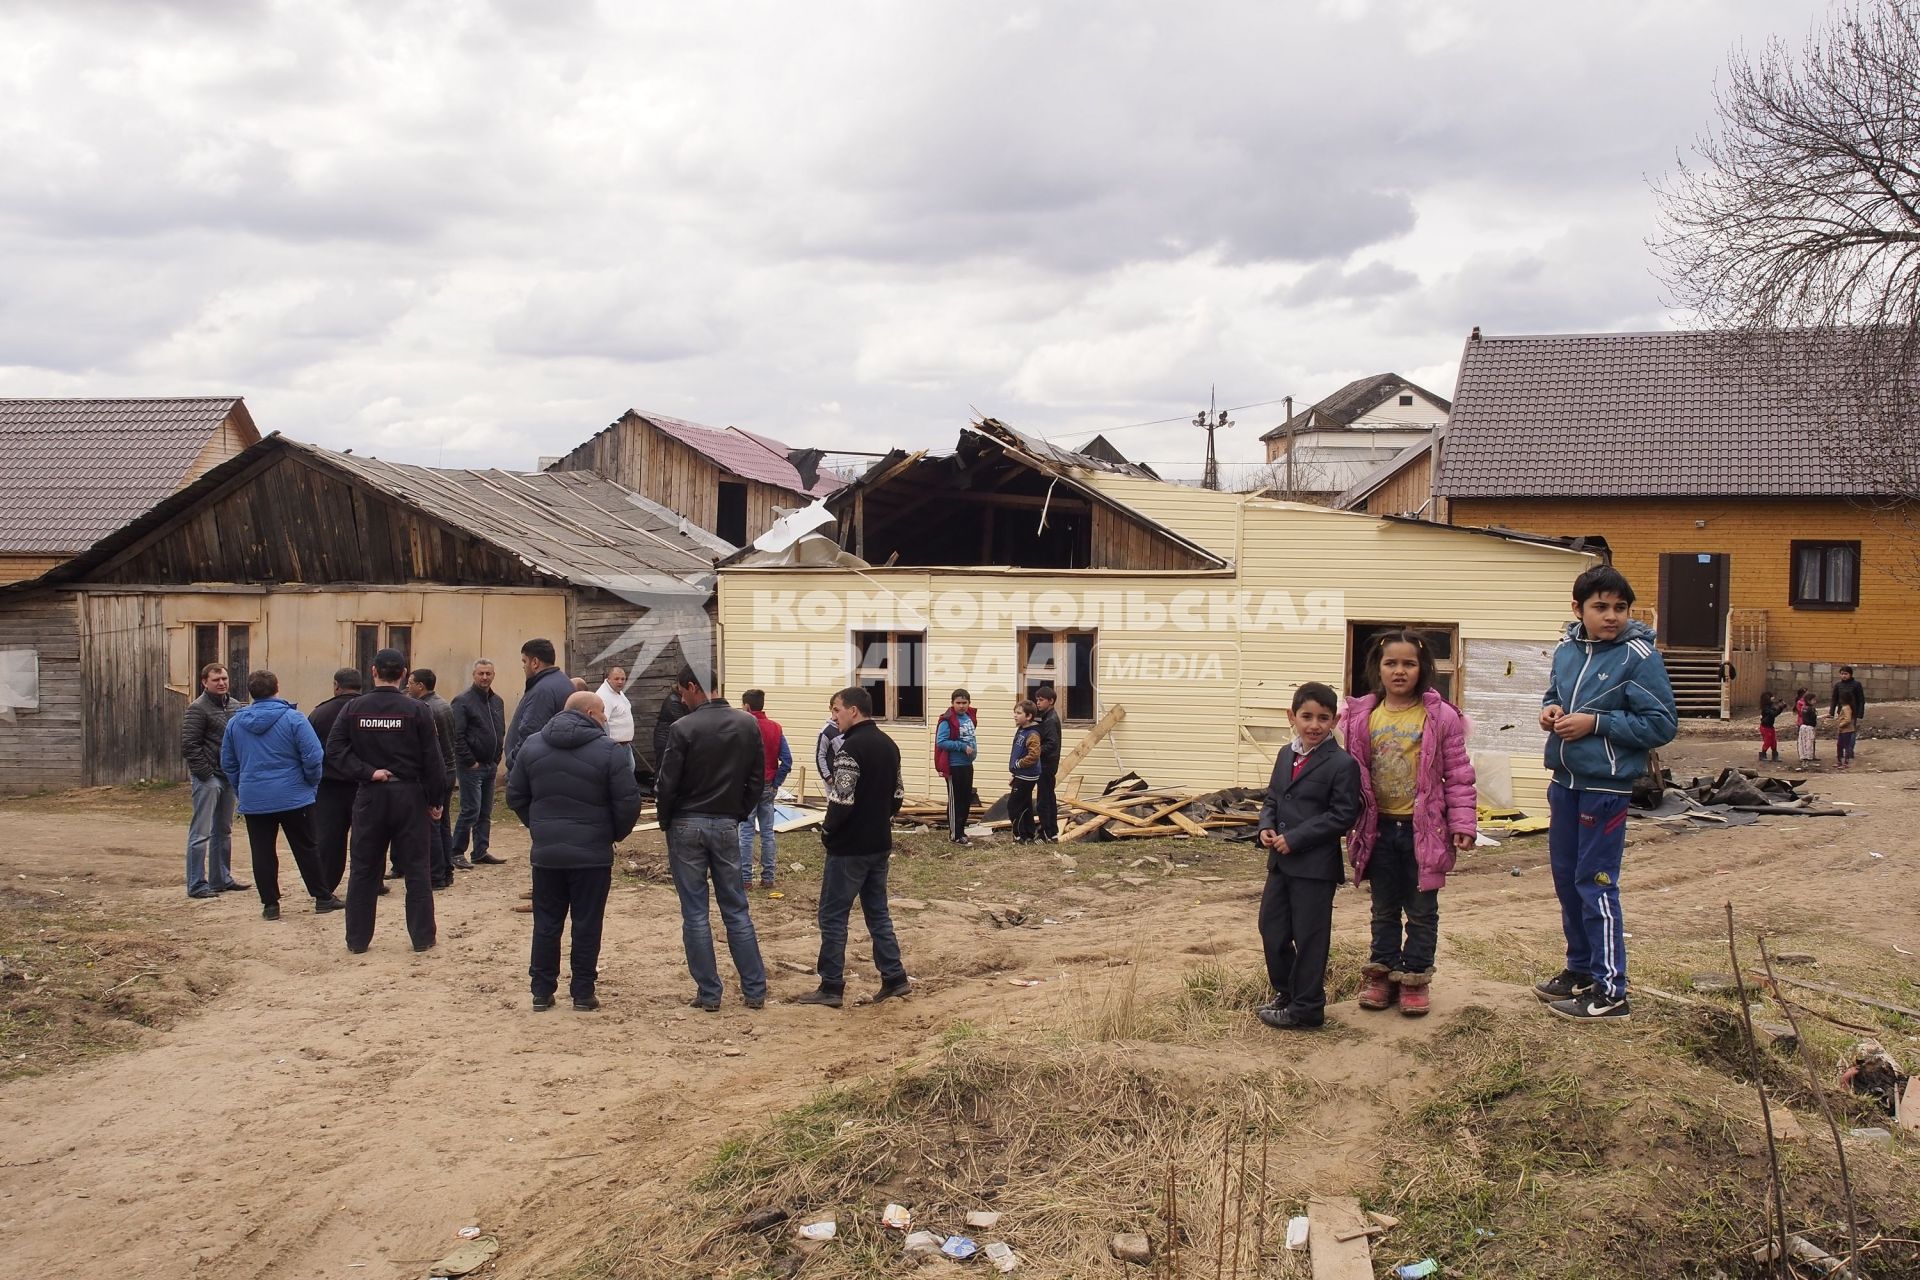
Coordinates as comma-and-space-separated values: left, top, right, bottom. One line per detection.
183, 406, 261, 486
89, 453, 550, 588
81, 593, 179, 786
548, 413, 802, 546
0, 590, 84, 794
0, 555, 68, 586
1089, 503, 1216, 570
567, 587, 718, 768
1360, 453, 1444, 521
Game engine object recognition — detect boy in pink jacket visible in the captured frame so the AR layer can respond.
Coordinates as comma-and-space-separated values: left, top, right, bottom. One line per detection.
1338, 630, 1478, 1016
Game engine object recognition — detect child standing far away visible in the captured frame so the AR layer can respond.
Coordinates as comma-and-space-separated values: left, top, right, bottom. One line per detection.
1757, 691, 1783, 764
1795, 688, 1819, 767
933, 689, 978, 846
1008, 700, 1043, 843
1339, 631, 1477, 1018
1535, 565, 1678, 1022
1835, 699, 1857, 770
1254, 682, 1361, 1031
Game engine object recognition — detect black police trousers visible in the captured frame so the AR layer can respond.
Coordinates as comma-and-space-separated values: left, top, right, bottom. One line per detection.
344, 782, 435, 951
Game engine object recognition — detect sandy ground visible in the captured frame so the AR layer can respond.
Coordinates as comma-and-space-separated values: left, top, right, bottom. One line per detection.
2, 714, 1917, 1279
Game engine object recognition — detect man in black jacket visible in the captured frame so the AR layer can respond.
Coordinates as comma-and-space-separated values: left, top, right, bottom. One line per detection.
1254, 683, 1361, 1030
307, 667, 364, 899
655, 667, 769, 1012
451, 659, 506, 868
1032, 685, 1063, 842
325, 649, 449, 954
795, 686, 910, 1009
508, 691, 642, 1011
408, 668, 458, 889
1831, 666, 1868, 723
505, 638, 572, 775
182, 662, 246, 898
651, 687, 688, 774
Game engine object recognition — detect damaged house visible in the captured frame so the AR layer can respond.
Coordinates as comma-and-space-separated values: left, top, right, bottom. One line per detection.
718, 420, 1597, 811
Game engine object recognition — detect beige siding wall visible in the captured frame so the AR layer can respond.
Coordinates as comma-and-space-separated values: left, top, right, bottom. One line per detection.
1072, 474, 1247, 560
183, 409, 257, 484
0, 555, 68, 585
719, 501, 1594, 813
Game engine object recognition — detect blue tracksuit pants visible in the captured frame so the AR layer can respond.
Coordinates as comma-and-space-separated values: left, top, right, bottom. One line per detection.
1547, 782, 1629, 1000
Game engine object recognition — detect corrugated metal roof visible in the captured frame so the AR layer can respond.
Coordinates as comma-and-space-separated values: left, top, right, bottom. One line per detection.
1436, 330, 1878, 498
0, 397, 248, 553
637, 412, 843, 497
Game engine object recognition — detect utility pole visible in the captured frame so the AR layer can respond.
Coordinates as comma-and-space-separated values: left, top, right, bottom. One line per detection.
1194, 386, 1232, 490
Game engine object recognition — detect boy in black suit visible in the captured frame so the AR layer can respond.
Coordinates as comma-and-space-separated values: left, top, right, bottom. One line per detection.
1255, 681, 1361, 1030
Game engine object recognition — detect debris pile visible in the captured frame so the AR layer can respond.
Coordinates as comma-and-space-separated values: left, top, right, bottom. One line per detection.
1633, 766, 1853, 832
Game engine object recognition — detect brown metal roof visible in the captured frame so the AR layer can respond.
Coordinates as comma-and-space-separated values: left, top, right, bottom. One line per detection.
0, 397, 252, 553
1436, 330, 1876, 499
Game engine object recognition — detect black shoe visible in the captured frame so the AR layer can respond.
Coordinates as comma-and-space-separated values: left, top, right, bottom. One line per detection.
573, 995, 600, 1012
472, 853, 507, 865
413, 940, 436, 953
1257, 991, 1291, 1013
432, 879, 451, 890
384, 870, 404, 880
792, 987, 844, 1008
745, 995, 766, 1010
688, 996, 720, 1013
188, 888, 219, 899
315, 895, 345, 913
1533, 969, 1597, 1003
1549, 993, 1631, 1021
220, 880, 250, 892
261, 904, 280, 921
532, 993, 555, 1011
950, 836, 972, 847
347, 943, 369, 954
870, 979, 913, 1004
1257, 1006, 1323, 1030
376, 882, 390, 896
452, 857, 475, 870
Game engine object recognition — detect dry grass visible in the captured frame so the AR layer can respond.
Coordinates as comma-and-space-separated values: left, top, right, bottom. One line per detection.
581, 1034, 1306, 1279
0, 888, 217, 1080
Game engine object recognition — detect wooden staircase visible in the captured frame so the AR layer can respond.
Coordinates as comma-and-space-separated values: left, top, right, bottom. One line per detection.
1663, 647, 1724, 718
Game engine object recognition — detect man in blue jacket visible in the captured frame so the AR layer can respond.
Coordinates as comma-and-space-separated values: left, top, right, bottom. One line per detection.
221, 670, 333, 920
1535, 565, 1678, 1022
508, 691, 642, 1011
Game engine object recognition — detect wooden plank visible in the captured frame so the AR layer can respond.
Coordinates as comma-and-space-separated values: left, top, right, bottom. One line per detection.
1307, 1196, 1372, 1280
1899, 1077, 1920, 1133
1059, 813, 1115, 842
1059, 703, 1125, 776
1752, 972, 1920, 1020
1061, 792, 1157, 825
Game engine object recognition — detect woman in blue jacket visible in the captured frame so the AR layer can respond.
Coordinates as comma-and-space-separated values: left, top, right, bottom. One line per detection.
221, 670, 332, 919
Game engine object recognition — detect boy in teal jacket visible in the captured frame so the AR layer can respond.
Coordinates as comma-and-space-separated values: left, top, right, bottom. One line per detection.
1534, 565, 1678, 1022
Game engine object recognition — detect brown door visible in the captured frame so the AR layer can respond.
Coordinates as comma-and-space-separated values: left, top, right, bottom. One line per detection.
1660, 553, 1729, 648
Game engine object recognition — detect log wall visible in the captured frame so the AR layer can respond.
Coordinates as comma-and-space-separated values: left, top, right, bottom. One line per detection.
567, 587, 718, 769
0, 590, 84, 794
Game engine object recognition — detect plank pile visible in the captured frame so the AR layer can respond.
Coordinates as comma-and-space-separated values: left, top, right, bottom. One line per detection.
1059, 773, 1265, 843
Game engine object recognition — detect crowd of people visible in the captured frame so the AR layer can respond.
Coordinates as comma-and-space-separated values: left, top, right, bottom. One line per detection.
1759, 667, 1867, 769
179, 564, 1737, 1027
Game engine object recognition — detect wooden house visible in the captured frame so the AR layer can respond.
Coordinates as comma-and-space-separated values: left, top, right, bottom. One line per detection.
0, 397, 260, 584
1436, 328, 1920, 716
0, 436, 725, 796
716, 419, 1596, 812
1333, 435, 1446, 522
544, 410, 843, 546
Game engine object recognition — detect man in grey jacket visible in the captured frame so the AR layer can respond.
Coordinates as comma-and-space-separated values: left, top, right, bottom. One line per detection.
181, 663, 246, 898
508, 691, 642, 1011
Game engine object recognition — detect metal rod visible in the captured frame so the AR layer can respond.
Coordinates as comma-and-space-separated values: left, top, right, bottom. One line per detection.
1229, 1116, 1248, 1280
1215, 1122, 1230, 1280
1728, 903, 1791, 1278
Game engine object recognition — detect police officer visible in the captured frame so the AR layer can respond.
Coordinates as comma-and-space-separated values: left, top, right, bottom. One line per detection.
324, 648, 449, 953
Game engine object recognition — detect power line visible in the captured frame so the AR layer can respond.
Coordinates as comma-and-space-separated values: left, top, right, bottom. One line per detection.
1043, 395, 1297, 443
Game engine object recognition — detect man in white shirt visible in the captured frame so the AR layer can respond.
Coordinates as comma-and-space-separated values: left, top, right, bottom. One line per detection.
596, 667, 636, 770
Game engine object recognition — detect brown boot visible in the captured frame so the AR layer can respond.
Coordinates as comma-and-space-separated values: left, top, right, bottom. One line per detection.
1397, 971, 1431, 1017
1358, 964, 1399, 1011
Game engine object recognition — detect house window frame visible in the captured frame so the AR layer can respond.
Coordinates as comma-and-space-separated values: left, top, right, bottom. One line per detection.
1018, 627, 1099, 723
191, 622, 253, 702
1788, 540, 1860, 611
1397, 394, 1414, 406
850, 629, 927, 722
352, 622, 415, 685
1345, 621, 1462, 706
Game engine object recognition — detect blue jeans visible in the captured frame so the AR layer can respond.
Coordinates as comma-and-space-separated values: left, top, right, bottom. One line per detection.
667, 814, 768, 1004
1548, 782, 1630, 1001
186, 774, 237, 895
738, 785, 777, 884
815, 852, 907, 993
452, 765, 495, 859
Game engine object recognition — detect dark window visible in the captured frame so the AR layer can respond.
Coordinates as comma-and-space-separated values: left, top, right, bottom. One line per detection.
716, 482, 749, 546
1790, 541, 1859, 609
226, 625, 251, 703
1346, 622, 1461, 705
852, 630, 926, 721
386, 625, 412, 665
354, 623, 413, 685
194, 624, 221, 680
1398, 394, 1414, 406
1020, 629, 1098, 722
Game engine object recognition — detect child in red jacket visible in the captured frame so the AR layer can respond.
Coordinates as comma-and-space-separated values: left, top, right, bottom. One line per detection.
1337, 631, 1478, 1017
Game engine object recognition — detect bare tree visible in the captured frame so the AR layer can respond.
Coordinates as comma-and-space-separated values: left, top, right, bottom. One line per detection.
1654, 0, 1920, 583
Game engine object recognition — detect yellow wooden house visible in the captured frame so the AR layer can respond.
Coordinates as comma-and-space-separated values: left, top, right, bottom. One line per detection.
716, 421, 1596, 813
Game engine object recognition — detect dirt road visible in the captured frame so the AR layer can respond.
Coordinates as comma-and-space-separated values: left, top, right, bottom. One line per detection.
2, 722, 1916, 1279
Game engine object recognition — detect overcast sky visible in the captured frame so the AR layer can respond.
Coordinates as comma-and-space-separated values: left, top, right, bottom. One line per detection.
0, 0, 1834, 483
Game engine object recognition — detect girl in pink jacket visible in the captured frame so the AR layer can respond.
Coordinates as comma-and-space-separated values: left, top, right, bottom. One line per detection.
1339, 631, 1477, 1017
